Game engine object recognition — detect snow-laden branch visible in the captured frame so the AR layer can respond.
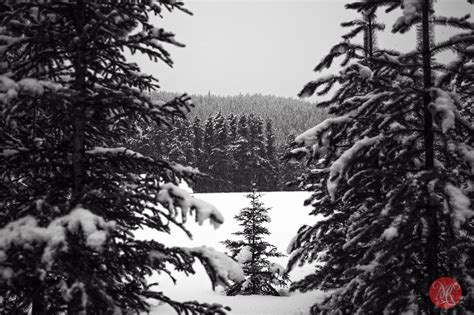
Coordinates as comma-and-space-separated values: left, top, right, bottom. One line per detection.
295, 116, 352, 149
269, 262, 286, 275
86, 147, 148, 159
158, 183, 224, 229
185, 246, 245, 288
429, 88, 456, 134
381, 215, 402, 241
170, 163, 201, 177
445, 183, 474, 231
0, 207, 116, 273
0, 75, 61, 104
328, 135, 384, 201
458, 144, 474, 173
0, 148, 24, 157
392, 0, 423, 33
235, 245, 252, 264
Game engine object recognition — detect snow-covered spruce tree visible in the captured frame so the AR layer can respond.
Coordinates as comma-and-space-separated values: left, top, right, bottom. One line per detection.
248, 114, 269, 189
167, 118, 194, 166
286, 1, 474, 314
200, 115, 215, 192
280, 133, 307, 191
227, 113, 238, 144
192, 117, 204, 170
210, 112, 232, 192
232, 115, 252, 191
222, 185, 289, 296
264, 119, 279, 191
0, 1, 244, 314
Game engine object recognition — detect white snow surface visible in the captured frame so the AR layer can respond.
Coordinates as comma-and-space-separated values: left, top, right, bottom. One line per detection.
135, 191, 326, 315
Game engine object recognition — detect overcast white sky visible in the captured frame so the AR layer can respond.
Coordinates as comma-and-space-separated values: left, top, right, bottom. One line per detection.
129, 0, 472, 99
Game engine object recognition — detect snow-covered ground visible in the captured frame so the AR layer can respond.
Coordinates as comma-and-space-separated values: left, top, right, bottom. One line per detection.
135, 191, 326, 315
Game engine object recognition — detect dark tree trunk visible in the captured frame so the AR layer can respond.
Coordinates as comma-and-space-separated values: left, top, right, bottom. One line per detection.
70, 1, 87, 311
71, 0, 87, 205
31, 301, 46, 315
31, 279, 46, 315
422, 3, 434, 169
368, 15, 374, 58
421, 1, 438, 314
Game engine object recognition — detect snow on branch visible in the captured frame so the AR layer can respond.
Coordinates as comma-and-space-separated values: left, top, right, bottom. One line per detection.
86, 147, 149, 160
298, 75, 338, 98
18, 78, 61, 95
0, 207, 116, 272
149, 27, 185, 47
295, 116, 352, 152
269, 262, 286, 275
392, 0, 423, 33
355, 253, 381, 273
186, 246, 245, 288
381, 215, 402, 241
0, 75, 61, 104
458, 144, 474, 173
0, 148, 26, 157
445, 183, 474, 231
354, 62, 373, 80
429, 88, 456, 134
65, 207, 116, 251
328, 135, 384, 201
170, 163, 201, 177
235, 245, 252, 264
157, 183, 224, 229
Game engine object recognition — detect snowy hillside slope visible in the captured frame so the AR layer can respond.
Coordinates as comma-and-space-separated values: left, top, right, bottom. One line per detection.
135, 191, 326, 315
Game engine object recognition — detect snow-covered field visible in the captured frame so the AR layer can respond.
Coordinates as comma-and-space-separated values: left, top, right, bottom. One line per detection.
135, 191, 325, 315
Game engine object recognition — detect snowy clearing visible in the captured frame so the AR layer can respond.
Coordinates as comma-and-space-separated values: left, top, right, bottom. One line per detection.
135, 191, 326, 315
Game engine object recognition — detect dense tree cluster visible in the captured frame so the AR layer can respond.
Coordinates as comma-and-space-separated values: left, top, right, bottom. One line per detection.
128, 112, 306, 192
153, 91, 329, 145
287, 1, 474, 314
222, 186, 290, 296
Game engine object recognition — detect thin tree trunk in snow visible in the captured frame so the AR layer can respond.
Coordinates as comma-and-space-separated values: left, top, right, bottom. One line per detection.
421, 1, 439, 314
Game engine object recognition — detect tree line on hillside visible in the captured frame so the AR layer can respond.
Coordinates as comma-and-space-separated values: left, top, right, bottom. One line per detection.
127, 112, 306, 192
152, 91, 329, 145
